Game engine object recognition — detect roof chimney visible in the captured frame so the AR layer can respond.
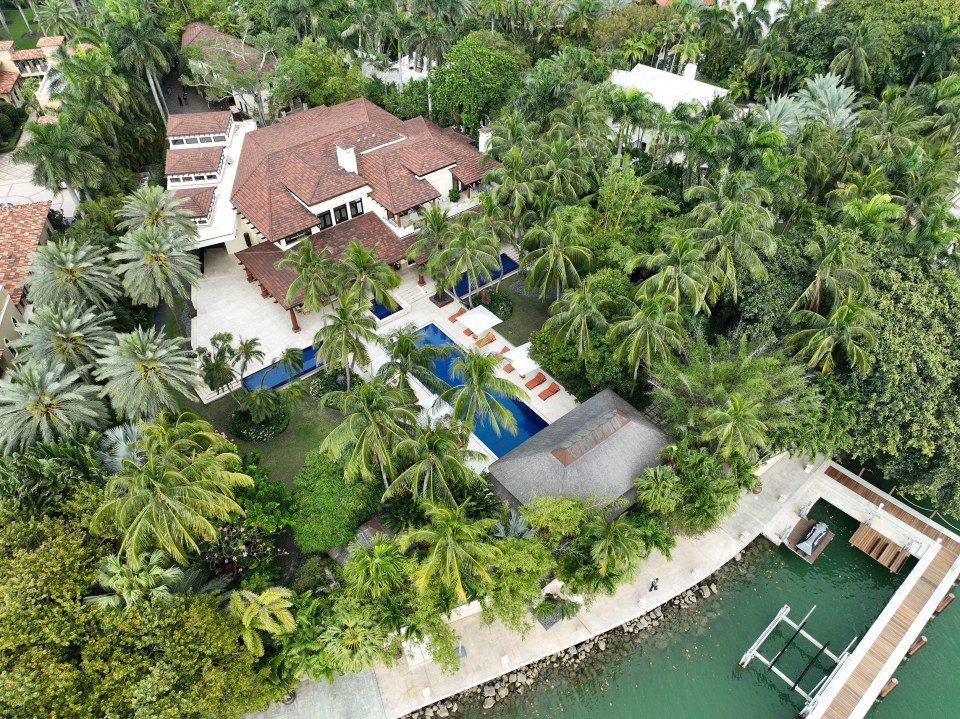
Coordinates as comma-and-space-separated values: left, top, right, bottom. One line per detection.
683, 62, 698, 81
336, 145, 357, 174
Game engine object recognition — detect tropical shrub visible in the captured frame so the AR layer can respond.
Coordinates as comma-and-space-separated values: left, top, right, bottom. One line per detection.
479, 289, 513, 320
227, 407, 289, 442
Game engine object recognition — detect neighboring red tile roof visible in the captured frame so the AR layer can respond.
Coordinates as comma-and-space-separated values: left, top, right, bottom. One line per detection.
181, 22, 271, 74
36, 36, 64, 48
236, 213, 413, 309
231, 98, 487, 242
11, 48, 45, 60
36, 114, 57, 125
0, 71, 19, 95
0, 41, 13, 52
165, 146, 223, 176
0, 202, 50, 305
166, 110, 232, 138
171, 186, 215, 218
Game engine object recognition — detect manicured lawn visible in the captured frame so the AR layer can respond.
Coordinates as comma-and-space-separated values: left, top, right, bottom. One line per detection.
495, 282, 552, 346
183, 392, 343, 489
0, 9, 40, 50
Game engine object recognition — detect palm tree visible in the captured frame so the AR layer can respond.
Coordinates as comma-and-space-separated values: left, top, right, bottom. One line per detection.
583, 515, 644, 579
631, 230, 717, 315
788, 291, 878, 374
437, 217, 501, 306
116, 185, 199, 236
12, 302, 114, 374
906, 19, 960, 93
536, 136, 592, 201
84, 551, 183, 611
401, 500, 501, 604
523, 210, 593, 300
835, 194, 904, 244
36, 0, 80, 37
407, 15, 453, 119
112, 226, 202, 308
320, 606, 390, 674
609, 292, 684, 379
335, 239, 401, 309
633, 513, 676, 559
341, 534, 410, 600
22, 239, 121, 310
830, 21, 889, 90
0, 360, 105, 453
634, 465, 683, 516
48, 46, 127, 147
407, 204, 451, 268
389, 424, 484, 505
95, 328, 200, 421
321, 377, 418, 488
104, 12, 171, 120
230, 587, 297, 657
702, 393, 768, 459
484, 145, 542, 247
312, 289, 378, 391
443, 349, 528, 437
97, 423, 144, 475
376, 324, 450, 394
792, 224, 869, 313
13, 121, 108, 203
275, 242, 337, 313
543, 277, 612, 369
90, 411, 252, 566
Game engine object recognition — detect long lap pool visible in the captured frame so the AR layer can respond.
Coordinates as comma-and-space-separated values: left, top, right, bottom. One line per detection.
416, 323, 547, 458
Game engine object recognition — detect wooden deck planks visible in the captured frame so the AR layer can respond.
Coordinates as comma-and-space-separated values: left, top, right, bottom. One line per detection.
819, 465, 960, 718
849, 524, 912, 573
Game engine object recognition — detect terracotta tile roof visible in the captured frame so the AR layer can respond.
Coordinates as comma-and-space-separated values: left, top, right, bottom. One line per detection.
181, 22, 271, 74
165, 146, 223, 176
236, 213, 413, 309
0, 201, 50, 305
36, 36, 64, 48
171, 186, 215, 219
0, 71, 19, 95
11, 48, 45, 61
0, 41, 13, 52
166, 110, 232, 138
231, 98, 487, 241
36, 114, 57, 125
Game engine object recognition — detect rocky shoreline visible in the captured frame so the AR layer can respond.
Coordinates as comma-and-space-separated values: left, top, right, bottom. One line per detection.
401, 549, 756, 718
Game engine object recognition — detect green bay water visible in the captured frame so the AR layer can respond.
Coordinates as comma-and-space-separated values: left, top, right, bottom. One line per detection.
477, 502, 912, 719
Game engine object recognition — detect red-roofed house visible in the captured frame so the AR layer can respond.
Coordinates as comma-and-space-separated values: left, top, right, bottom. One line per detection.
0, 202, 51, 374
0, 36, 89, 110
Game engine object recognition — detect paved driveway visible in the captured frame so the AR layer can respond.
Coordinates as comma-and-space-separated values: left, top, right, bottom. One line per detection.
0, 129, 77, 216
246, 672, 386, 719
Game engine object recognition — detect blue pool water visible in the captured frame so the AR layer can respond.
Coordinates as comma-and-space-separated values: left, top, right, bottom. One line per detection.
371, 299, 402, 319
416, 323, 547, 457
454, 253, 519, 298
242, 345, 319, 390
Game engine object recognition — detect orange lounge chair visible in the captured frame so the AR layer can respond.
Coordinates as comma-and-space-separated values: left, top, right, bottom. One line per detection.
497, 346, 515, 373
498, 346, 510, 355
448, 307, 466, 322
539, 382, 560, 401
476, 332, 495, 348
525, 372, 546, 390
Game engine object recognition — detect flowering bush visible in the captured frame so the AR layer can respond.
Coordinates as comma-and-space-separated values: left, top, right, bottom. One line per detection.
201, 521, 287, 582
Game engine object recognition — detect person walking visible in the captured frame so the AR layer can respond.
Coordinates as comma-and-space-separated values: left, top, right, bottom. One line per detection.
177, 96, 183, 107
649, 578, 660, 592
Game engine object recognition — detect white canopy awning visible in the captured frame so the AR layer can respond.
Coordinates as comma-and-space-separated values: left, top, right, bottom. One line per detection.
504, 342, 539, 376
459, 305, 502, 335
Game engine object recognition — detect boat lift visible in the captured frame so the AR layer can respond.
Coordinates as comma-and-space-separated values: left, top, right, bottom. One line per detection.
739, 605, 858, 716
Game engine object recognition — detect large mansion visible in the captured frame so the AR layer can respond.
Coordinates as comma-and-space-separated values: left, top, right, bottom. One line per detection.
0, 36, 95, 110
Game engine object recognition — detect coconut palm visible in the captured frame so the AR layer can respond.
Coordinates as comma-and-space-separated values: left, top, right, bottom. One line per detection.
90, 411, 252, 566
116, 185, 199, 236
275, 242, 337, 313
312, 289, 378, 391
112, 226, 202, 308
830, 21, 889, 90
335, 239, 401, 309
22, 239, 120, 310
407, 204, 452, 266
84, 551, 183, 611
633, 465, 683, 516
13, 303, 115, 373
543, 277, 613, 369
442, 349, 528, 437
536, 136, 593, 201
633, 514, 676, 559
835, 194, 904, 244
407, 15, 453, 119
321, 377, 418, 488
341, 534, 410, 600
482, 110, 538, 161
484, 145, 543, 247
437, 217, 501, 306
95, 328, 200, 421
608, 292, 684, 378
36, 0, 81, 37
906, 19, 960, 93
230, 587, 297, 657
389, 424, 484, 505
631, 230, 717, 315
401, 500, 501, 603
376, 324, 450, 394
104, 12, 172, 119
792, 224, 869, 313
702, 393, 768, 459
523, 210, 593, 300
13, 120, 108, 203
97, 423, 144, 475
48, 46, 127, 147
0, 360, 105, 453
196, 333, 265, 393
788, 291, 878, 374
583, 515, 644, 579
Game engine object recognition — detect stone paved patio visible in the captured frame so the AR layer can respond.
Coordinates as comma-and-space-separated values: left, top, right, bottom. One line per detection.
0, 124, 77, 216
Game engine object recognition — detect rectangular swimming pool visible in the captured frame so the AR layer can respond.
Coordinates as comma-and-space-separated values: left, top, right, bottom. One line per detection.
417, 323, 547, 458
454, 253, 519, 298
371, 299, 403, 320
242, 344, 319, 390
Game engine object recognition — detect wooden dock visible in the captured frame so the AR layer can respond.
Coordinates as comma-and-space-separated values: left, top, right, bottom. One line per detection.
849, 524, 912, 573
816, 465, 960, 719
787, 517, 834, 564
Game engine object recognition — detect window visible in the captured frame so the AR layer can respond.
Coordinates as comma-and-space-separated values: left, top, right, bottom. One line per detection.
244, 232, 253, 248
186, 137, 199, 144
317, 211, 333, 229
171, 138, 185, 146
349, 199, 364, 217
206, 174, 218, 181
333, 204, 348, 223
199, 136, 212, 143
213, 135, 226, 142
4, 340, 16, 358
169, 176, 181, 183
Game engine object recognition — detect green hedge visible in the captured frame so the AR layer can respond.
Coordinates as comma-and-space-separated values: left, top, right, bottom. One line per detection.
226, 408, 289, 442
292, 449, 381, 553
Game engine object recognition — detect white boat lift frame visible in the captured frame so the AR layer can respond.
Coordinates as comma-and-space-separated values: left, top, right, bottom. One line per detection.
739, 605, 858, 714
